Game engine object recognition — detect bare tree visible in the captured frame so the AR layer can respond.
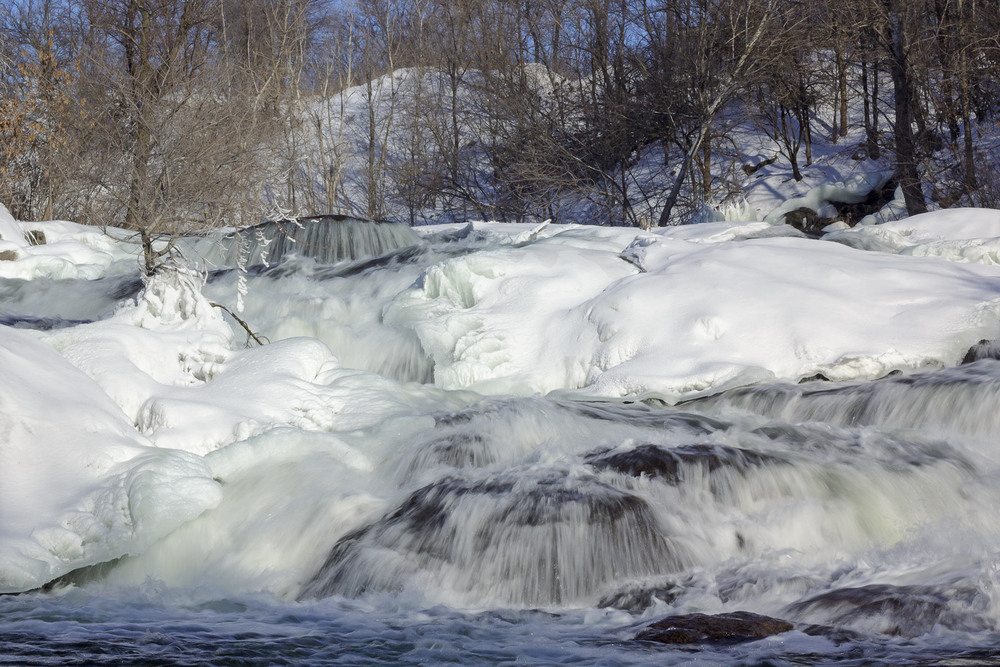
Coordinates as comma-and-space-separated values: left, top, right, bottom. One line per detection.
650, 0, 784, 225
867, 0, 927, 215
70, 0, 274, 272
0, 0, 82, 221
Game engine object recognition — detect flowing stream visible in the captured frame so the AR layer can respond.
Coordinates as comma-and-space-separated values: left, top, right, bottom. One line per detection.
4, 222, 1000, 665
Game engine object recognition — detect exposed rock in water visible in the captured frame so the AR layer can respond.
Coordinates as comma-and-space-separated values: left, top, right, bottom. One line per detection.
41, 558, 126, 591
0, 249, 18, 261
557, 401, 729, 434
598, 579, 681, 613
636, 611, 793, 645
0, 314, 94, 330
800, 623, 865, 645
25, 229, 46, 245
585, 443, 778, 486
788, 584, 990, 636
299, 471, 684, 606
962, 339, 1000, 364
783, 176, 899, 236
784, 207, 832, 238
830, 175, 898, 224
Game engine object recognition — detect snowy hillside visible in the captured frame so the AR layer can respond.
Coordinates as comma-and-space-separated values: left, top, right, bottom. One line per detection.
275, 66, 917, 228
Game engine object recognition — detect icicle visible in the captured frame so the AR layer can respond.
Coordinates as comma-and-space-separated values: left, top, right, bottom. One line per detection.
235, 231, 249, 313
254, 226, 272, 268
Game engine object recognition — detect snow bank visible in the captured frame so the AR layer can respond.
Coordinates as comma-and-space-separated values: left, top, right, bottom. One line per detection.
0, 203, 134, 279
39, 265, 236, 421
764, 171, 894, 223
827, 207, 1000, 264
389, 218, 1000, 401
0, 326, 221, 593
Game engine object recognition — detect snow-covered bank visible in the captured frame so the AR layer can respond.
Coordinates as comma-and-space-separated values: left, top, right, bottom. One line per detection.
388, 216, 1000, 400
0, 324, 221, 592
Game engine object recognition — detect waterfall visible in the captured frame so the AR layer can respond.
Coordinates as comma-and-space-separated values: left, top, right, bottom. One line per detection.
687, 360, 1000, 441
181, 215, 423, 268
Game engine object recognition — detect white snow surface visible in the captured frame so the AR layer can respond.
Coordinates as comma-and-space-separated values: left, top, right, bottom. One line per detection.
0, 324, 222, 592
828, 207, 1000, 263
386, 217, 1000, 399
0, 203, 136, 279
4, 205, 1000, 591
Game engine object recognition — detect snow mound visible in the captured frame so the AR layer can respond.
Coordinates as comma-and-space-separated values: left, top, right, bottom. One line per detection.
389, 220, 1000, 401
827, 208, 1000, 264
0, 327, 221, 593
40, 265, 235, 421
0, 204, 132, 279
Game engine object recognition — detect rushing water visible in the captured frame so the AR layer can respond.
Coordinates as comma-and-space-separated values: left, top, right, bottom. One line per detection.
5, 223, 1000, 665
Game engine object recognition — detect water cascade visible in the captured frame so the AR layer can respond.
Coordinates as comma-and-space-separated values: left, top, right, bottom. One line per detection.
6, 217, 1000, 665
182, 215, 423, 268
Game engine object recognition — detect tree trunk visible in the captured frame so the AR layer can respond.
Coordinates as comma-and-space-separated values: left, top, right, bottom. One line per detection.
957, 0, 977, 191
862, 59, 876, 157
885, 0, 927, 215
657, 136, 696, 226
701, 135, 712, 195
838, 53, 849, 138
798, 104, 812, 165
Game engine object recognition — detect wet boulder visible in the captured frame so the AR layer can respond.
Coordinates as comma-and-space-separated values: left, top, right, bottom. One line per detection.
788, 584, 989, 636
636, 611, 793, 645
784, 207, 833, 237
299, 471, 685, 606
585, 443, 776, 485
961, 339, 1000, 364
598, 580, 681, 613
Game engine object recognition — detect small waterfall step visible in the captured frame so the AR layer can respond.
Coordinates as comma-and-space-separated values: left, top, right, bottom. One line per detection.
188, 215, 423, 268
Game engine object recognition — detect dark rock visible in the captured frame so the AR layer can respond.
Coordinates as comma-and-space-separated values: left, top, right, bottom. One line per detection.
299, 471, 679, 605
800, 623, 864, 644
636, 611, 793, 645
416, 432, 493, 468
0, 314, 94, 330
784, 176, 898, 236
962, 339, 1000, 364
788, 584, 989, 636
25, 229, 46, 245
558, 401, 728, 433
585, 443, 777, 485
829, 176, 898, 225
598, 580, 681, 613
0, 249, 18, 261
42, 558, 125, 591
783, 207, 833, 237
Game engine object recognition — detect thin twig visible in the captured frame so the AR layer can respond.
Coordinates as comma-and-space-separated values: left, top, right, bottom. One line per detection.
209, 301, 268, 347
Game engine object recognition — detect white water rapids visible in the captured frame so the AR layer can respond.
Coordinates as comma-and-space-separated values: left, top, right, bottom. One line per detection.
5, 217, 1000, 664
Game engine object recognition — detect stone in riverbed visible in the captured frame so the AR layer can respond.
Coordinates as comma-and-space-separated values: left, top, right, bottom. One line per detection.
636, 611, 793, 645
961, 339, 1000, 364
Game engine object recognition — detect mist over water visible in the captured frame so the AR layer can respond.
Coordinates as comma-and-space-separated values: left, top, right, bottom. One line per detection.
6, 223, 1000, 665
